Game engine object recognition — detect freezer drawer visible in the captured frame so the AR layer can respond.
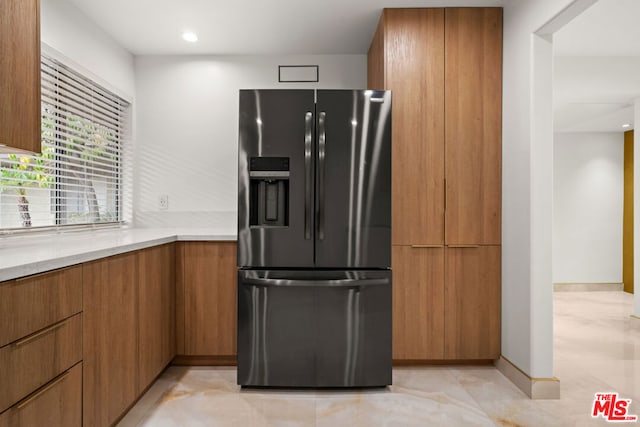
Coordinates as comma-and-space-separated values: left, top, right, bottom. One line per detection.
237, 269, 392, 387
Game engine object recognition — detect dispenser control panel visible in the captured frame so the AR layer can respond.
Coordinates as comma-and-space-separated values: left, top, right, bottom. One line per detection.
250, 157, 289, 172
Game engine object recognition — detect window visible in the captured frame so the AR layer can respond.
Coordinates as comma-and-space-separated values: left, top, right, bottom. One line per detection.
0, 54, 129, 230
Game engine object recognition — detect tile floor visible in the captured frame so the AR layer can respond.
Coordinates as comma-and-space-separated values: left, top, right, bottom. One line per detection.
118, 291, 640, 426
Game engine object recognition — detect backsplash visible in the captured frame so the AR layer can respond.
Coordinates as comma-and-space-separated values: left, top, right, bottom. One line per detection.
133, 210, 236, 230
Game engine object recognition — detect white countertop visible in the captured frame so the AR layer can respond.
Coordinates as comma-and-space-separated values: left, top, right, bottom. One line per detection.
0, 227, 237, 282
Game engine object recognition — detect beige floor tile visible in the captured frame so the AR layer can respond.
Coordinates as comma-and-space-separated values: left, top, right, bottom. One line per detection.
117, 290, 639, 427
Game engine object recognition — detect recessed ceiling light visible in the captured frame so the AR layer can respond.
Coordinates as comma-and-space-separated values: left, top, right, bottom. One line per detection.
182, 31, 198, 43
622, 123, 631, 128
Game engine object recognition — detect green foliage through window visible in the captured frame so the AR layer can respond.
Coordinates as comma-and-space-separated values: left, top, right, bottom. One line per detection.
0, 54, 128, 229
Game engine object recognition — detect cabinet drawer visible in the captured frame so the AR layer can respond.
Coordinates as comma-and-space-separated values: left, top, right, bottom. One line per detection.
0, 363, 82, 427
0, 265, 82, 347
0, 314, 82, 412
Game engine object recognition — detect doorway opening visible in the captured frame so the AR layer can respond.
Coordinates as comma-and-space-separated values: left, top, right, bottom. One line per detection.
548, 0, 639, 404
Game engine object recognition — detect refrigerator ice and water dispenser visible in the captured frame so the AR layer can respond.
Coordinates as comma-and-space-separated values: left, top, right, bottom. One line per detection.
248, 156, 289, 227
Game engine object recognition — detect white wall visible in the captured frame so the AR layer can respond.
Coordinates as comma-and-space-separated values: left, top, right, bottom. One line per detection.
502, 0, 640, 380
553, 132, 624, 283
40, 0, 135, 99
502, 0, 578, 379
134, 55, 367, 228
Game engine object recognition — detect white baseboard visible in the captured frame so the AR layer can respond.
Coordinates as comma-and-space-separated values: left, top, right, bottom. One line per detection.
553, 282, 623, 292
495, 356, 560, 399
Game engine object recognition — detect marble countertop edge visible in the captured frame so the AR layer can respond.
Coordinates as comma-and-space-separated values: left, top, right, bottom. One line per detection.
0, 228, 237, 282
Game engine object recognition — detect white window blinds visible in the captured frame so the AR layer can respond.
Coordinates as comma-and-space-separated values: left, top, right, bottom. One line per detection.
0, 54, 129, 230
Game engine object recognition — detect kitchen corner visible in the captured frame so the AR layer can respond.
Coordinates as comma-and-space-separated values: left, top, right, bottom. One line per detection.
0, 228, 237, 282
0, 228, 238, 426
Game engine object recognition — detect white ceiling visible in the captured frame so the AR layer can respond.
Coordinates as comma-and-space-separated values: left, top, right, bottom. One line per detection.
63, 0, 503, 55
553, 0, 640, 132
59, 0, 639, 133
554, 0, 640, 57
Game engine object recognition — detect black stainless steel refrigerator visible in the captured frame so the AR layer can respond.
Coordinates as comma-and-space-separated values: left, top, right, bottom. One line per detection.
237, 89, 391, 387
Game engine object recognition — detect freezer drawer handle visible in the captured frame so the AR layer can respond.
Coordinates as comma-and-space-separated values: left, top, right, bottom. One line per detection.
304, 111, 313, 239
243, 277, 388, 287
318, 111, 327, 240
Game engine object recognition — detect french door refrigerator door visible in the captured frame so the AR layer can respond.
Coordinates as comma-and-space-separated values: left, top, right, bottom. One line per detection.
237, 269, 392, 387
238, 90, 315, 268
315, 90, 392, 269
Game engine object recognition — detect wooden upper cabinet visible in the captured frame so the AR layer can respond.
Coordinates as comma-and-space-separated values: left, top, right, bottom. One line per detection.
445, 8, 502, 245
0, 0, 41, 154
369, 9, 446, 246
368, 7, 502, 363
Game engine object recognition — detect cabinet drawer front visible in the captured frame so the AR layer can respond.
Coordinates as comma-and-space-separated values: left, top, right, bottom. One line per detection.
0, 265, 82, 347
0, 363, 82, 427
0, 314, 82, 412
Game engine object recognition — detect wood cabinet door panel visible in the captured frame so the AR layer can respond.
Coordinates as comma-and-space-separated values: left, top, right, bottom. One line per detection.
445, 8, 502, 245
83, 253, 138, 427
179, 242, 237, 356
0, 363, 82, 427
368, 7, 502, 362
138, 243, 175, 391
444, 246, 501, 359
392, 245, 444, 359
0, 265, 82, 347
384, 9, 445, 245
0, 314, 82, 412
0, 0, 41, 153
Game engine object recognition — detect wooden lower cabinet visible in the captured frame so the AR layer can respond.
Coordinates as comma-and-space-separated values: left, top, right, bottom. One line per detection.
0, 314, 82, 413
392, 245, 444, 360
1, 240, 240, 425
0, 265, 82, 348
138, 244, 176, 392
444, 246, 501, 359
82, 244, 180, 426
83, 252, 138, 427
176, 242, 237, 357
0, 363, 82, 427
392, 245, 500, 361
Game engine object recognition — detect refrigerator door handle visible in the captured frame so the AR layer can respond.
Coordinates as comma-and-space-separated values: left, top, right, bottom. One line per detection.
318, 111, 327, 240
304, 111, 313, 240
243, 277, 388, 287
